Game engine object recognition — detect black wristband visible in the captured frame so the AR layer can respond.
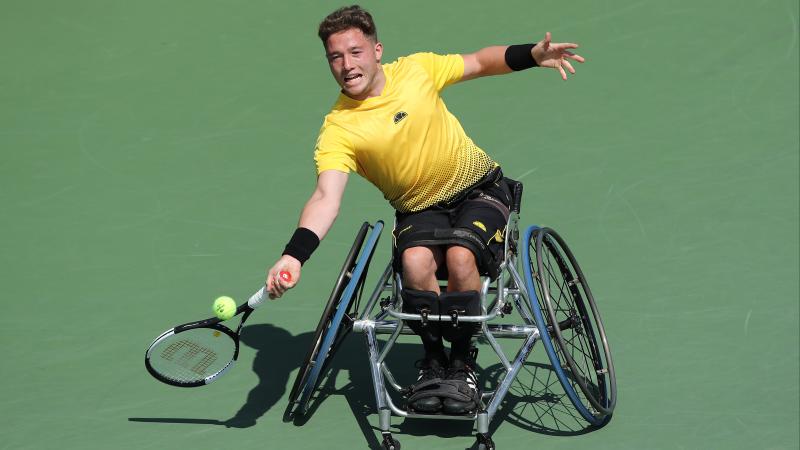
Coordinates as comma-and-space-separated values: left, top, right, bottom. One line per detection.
282, 227, 320, 265
504, 43, 538, 71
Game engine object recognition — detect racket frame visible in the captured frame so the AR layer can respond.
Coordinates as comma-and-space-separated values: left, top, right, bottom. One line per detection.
144, 291, 261, 387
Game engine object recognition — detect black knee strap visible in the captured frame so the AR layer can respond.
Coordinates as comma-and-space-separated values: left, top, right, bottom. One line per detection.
396, 227, 500, 279
398, 227, 485, 257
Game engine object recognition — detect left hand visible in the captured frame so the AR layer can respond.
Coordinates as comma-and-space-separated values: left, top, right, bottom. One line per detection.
532, 32, 585, 80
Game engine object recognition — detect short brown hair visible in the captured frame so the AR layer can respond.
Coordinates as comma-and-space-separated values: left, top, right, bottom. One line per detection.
318, 5, 377, 44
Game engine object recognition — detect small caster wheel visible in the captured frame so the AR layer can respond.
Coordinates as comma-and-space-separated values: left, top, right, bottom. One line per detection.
381, 433, 401, 450
476, 433, 495, 450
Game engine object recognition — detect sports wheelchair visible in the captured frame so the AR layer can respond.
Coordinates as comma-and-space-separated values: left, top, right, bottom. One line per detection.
283, 186, 617, 449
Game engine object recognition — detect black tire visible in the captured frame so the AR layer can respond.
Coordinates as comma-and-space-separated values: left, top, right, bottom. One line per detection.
283, 222, 370, 420
532, 227, 616, 422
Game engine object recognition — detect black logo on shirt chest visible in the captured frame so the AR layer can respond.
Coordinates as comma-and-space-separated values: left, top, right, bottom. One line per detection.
393, 111, 408, 124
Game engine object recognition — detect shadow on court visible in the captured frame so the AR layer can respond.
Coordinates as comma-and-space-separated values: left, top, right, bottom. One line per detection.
129, 323, 313, 428
130, 323, 600, 447
283, 335, 599, 449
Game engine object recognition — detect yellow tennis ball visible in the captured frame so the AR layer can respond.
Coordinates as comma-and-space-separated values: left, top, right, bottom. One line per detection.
212, 296, 236, 320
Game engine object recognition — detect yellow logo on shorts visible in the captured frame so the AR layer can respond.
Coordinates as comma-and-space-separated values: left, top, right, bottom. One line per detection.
493, 229, 504, 243
472, 221, 487, 232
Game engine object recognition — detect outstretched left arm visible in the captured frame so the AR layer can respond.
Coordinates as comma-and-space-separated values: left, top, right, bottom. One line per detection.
461, 32, 585, 82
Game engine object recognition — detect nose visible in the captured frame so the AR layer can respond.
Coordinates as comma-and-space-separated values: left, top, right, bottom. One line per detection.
342, 53, 355, 70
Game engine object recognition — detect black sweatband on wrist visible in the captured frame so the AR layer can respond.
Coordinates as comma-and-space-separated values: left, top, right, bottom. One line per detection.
282, 227, 320, 265
505, 43, 538, 71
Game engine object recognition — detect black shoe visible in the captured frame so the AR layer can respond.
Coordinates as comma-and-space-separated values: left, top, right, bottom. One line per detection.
441, 362, 479, 414
408, 358, 446, 413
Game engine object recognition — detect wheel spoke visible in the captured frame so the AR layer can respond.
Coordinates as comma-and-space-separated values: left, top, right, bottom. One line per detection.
528, 227, 616, 422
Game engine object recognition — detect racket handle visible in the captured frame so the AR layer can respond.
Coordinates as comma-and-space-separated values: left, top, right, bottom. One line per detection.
247, 286, 267, 309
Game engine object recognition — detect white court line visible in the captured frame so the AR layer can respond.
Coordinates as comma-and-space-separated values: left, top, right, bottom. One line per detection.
515, 167, 538, 180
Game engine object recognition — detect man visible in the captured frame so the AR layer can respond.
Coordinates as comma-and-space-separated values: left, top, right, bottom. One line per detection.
266, 5, 583, 414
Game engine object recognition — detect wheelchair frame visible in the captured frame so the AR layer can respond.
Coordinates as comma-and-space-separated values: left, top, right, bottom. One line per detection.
285, 209, 616, 450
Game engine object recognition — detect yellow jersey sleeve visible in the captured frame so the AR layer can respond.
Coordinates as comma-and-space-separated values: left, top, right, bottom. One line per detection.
406, 52, 465, 91
314, 122, 357, 174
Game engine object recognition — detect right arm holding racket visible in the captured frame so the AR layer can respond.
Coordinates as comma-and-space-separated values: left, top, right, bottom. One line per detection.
144, 170, 348, 387
266, 169, 349, 299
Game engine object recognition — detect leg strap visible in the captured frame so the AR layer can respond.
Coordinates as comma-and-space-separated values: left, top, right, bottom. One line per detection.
400, 289, 445, 362
406, 379, 481, 408
401, 289, 439, 329
440, 290, 482, 342
396, 227, 500, 279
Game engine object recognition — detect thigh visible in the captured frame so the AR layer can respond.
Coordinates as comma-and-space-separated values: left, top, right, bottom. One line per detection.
393, 208, 451, 273
453, 193, 510, 247
393, 208, 452, 251
452, 188, 511, 279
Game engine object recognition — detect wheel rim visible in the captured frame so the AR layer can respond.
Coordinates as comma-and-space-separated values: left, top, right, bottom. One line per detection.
522, 225, 615, 426
535, 228, 615, 417
285, 222, 370, 418
292, 222, 383, 417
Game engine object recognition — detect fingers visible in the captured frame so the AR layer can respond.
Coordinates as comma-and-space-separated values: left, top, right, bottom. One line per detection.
538, 32, 581, 55
266, 268, 288, 300
267, 267, 299, 300
563, 51, 585, 64
273, 273, 289, 298
266, 268, 280, 299
542, 31, 551, 51
561, 58, 576, 75
548, 44, 583, 63
558, 65, 568, 81
534, 33, 584, 80
266, 255, 302, 300
550, 42, 579, 51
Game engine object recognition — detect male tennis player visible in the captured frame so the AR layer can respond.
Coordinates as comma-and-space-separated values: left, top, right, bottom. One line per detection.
266, 5, 583, 414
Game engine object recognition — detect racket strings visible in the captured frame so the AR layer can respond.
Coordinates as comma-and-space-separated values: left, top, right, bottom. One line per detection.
150, 328, 236, 383
161, 339, 218, 376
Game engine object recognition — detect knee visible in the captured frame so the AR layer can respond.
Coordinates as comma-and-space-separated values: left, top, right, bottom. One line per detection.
446, 246, 477, 278
402, 247, 437, 277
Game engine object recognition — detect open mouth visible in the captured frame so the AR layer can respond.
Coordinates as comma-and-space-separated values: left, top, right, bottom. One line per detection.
344, 73, 363, 85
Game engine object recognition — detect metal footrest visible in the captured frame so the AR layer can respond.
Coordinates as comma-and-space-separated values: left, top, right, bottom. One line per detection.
354, 320, 539, 339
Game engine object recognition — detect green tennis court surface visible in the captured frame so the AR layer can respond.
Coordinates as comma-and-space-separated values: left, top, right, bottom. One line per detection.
1, 1, 797, 448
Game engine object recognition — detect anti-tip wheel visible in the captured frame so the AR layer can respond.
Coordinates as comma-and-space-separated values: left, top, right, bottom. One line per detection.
381, 433, 401, 450
476, 433, 495, 450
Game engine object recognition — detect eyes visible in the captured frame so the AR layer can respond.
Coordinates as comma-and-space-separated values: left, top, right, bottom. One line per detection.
328, 50, 363, 62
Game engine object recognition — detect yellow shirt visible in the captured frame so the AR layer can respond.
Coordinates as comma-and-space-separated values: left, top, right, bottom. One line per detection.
314, 52, 496, 213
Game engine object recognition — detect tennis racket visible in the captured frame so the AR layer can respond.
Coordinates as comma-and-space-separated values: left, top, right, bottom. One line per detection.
144, 286, 268, 387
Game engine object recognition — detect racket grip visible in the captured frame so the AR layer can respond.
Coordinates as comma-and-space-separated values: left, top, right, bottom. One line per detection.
247, 286, 267, 309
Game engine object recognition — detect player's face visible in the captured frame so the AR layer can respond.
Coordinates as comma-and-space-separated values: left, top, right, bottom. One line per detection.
324, 28, 384, 101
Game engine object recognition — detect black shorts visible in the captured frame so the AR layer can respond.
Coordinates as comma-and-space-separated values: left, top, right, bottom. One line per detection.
393, 167, 514, 279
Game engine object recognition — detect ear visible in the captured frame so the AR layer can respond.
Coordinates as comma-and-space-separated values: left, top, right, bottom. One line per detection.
374, 41, 383, 62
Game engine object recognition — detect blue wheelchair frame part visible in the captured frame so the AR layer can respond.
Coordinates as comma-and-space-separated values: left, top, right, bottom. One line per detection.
521, 225, 608, 426
296, 221, 385, 411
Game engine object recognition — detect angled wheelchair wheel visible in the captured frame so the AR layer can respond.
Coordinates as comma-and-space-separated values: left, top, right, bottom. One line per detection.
283, 222, 369, 420
284, 221, 384, 420
522, 225, 616, 426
